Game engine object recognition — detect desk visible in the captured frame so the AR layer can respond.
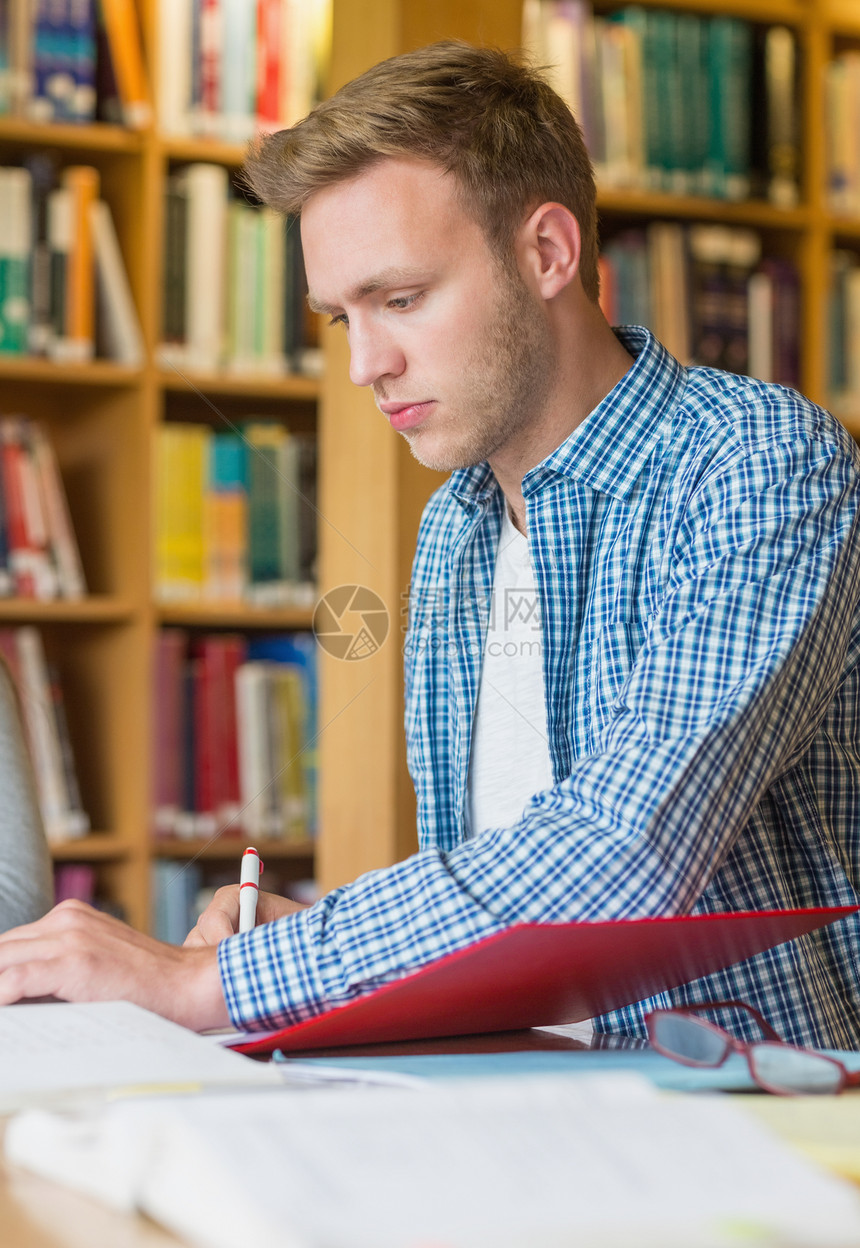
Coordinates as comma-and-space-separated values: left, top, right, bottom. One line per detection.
1, 1028, 857, 1248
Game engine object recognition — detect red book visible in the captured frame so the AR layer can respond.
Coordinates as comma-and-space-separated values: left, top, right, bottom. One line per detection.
198, 0, 222, 130
256, 0, 281, 130
230, 906, 858, 1055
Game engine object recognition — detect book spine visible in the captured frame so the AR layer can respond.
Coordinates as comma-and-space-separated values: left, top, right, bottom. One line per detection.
154, 423, 208, 601
255, 0, 280, 130
46, 183, 72, 356
24, 151, 57, 356
156, 0, 192, 135
59, 163, 99, 362
28, 419, 86, 599
14, 624, 77, 841
68, 0, 96, 122
183, 162, 228, 372
0, 165, 32, 356
98, 0, 151, 128
88, 196, 144, 365
764, 25, 799, 209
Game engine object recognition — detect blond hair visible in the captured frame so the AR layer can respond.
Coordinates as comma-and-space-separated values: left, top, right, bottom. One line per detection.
243, 40, 600, 302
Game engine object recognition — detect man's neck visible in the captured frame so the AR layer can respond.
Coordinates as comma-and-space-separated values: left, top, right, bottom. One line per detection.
494, 309, 634, 537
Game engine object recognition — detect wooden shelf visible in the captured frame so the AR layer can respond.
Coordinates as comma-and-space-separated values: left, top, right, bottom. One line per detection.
597, 187, 810, 230
157, 367, 320, 401
0, 358, 142, 387
0, 118, 144, 152
0, 597, 137, 624
828, 216, 860, 239
156, 602, 315, 630
158, 136, 249, 167
152, 837, 316, 860
50, 836, 131, 860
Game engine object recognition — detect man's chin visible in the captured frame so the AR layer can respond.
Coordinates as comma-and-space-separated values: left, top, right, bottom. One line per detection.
402, 429, 482, 474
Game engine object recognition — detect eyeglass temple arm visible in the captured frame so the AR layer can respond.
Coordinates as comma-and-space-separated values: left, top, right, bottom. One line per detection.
677, 1000, 784, 1042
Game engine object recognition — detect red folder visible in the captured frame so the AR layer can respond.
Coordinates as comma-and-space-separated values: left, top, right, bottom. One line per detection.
230, 906, 858, 1055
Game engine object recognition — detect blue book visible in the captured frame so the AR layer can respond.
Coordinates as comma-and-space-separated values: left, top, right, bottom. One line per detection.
68, 0, 96, 122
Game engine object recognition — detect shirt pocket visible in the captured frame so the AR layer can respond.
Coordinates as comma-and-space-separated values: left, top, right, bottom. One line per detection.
589, 620, 647, 738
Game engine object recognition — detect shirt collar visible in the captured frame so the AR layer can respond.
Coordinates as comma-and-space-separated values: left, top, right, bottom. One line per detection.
448, 326, 686, 507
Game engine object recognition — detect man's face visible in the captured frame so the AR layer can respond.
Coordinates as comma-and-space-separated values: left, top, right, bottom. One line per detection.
301, 158, 556, 473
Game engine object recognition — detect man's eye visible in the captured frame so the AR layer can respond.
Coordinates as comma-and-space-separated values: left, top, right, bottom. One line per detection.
388, 293, 423, 311
327, 314, 348, 328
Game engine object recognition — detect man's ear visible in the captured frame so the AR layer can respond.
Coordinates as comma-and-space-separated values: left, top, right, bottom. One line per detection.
518, 203, 581, 300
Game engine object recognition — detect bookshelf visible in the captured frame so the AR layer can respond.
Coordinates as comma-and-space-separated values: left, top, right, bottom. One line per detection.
0, 0, 857, 934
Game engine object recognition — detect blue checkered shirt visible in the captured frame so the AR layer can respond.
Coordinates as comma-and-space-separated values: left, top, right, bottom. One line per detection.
219, 327, 860, 1048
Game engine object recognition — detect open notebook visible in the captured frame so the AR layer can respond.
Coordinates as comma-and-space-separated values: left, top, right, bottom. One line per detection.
7, 1074, 860, 1248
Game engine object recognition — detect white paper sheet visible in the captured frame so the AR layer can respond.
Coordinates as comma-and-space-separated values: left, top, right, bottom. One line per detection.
8, 1073, 860, 1248
0, 1001, 279, 1110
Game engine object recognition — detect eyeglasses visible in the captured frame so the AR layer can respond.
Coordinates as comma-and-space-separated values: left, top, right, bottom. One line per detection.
645, 1000, 860, 1096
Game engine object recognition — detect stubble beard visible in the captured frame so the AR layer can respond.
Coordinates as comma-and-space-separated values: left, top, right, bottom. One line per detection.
401, 264, 557, 473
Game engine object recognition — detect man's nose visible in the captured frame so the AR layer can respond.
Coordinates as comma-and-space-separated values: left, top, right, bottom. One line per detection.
348, 323, 406, 388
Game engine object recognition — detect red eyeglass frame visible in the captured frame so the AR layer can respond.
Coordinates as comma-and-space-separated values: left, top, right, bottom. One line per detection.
645, 999, 860, 1096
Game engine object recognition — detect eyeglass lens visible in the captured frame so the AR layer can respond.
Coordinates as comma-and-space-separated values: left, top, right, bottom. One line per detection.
750, 1044, 843, 1095
650, 1014, 731, 1066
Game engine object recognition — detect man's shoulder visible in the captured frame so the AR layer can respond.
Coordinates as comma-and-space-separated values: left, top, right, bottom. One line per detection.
680, 367, 855, 463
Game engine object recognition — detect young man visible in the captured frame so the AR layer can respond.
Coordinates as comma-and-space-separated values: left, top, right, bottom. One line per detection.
1, 43, 859, 1047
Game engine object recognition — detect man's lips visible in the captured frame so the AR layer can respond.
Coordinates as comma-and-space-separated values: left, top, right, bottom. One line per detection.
378, 400, 435, 432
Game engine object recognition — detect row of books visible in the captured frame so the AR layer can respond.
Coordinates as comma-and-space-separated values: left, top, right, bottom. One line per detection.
600, 223, 800, 388
160, 163, 313, 377
0, 0, 150, 127
155, 420, 316, 607
0, 625, 89, 843
0, 415, 86, 601
156, 0, 330, 144
0, 158, 143, 364
826, 51, 860, 219
152, 629, 317, 845
523, 2, 799, 206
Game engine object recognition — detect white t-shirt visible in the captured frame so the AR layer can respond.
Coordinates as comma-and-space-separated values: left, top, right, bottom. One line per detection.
467, 504, 553, 838
467, 507, 594, 1044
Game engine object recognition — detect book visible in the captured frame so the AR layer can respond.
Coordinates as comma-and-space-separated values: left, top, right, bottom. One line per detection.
203, 430, 247, 601
0, 417, 55, 598
0, 1000, 279, 1112
154, 422, 208, 601
9, 1066, 860, 1248
98, 0, 150, 128
762, 25, 799, 209
59, 163, 99, 362
155, 0, 192, 135
14, 624, 88, 841
27, 417, 87, 598
180, 162, 229, 372
46, 184, 73, 357
24, 151, 57, 356
706, 17, 753, 201
0, 165, 31, 355
89, 196, 143, 366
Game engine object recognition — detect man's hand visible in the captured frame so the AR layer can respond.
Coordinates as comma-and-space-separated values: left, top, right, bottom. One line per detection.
0, 901, 230, 1031
184, 886, 310, 947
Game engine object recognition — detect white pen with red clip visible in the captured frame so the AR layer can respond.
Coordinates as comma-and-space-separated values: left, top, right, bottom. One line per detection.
238, 846, 263, 933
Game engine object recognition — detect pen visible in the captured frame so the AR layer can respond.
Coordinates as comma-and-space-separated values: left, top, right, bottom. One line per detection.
238, 846, 263, 933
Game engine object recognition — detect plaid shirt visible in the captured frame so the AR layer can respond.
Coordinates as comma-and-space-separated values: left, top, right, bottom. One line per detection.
220, 327, 860, 1049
